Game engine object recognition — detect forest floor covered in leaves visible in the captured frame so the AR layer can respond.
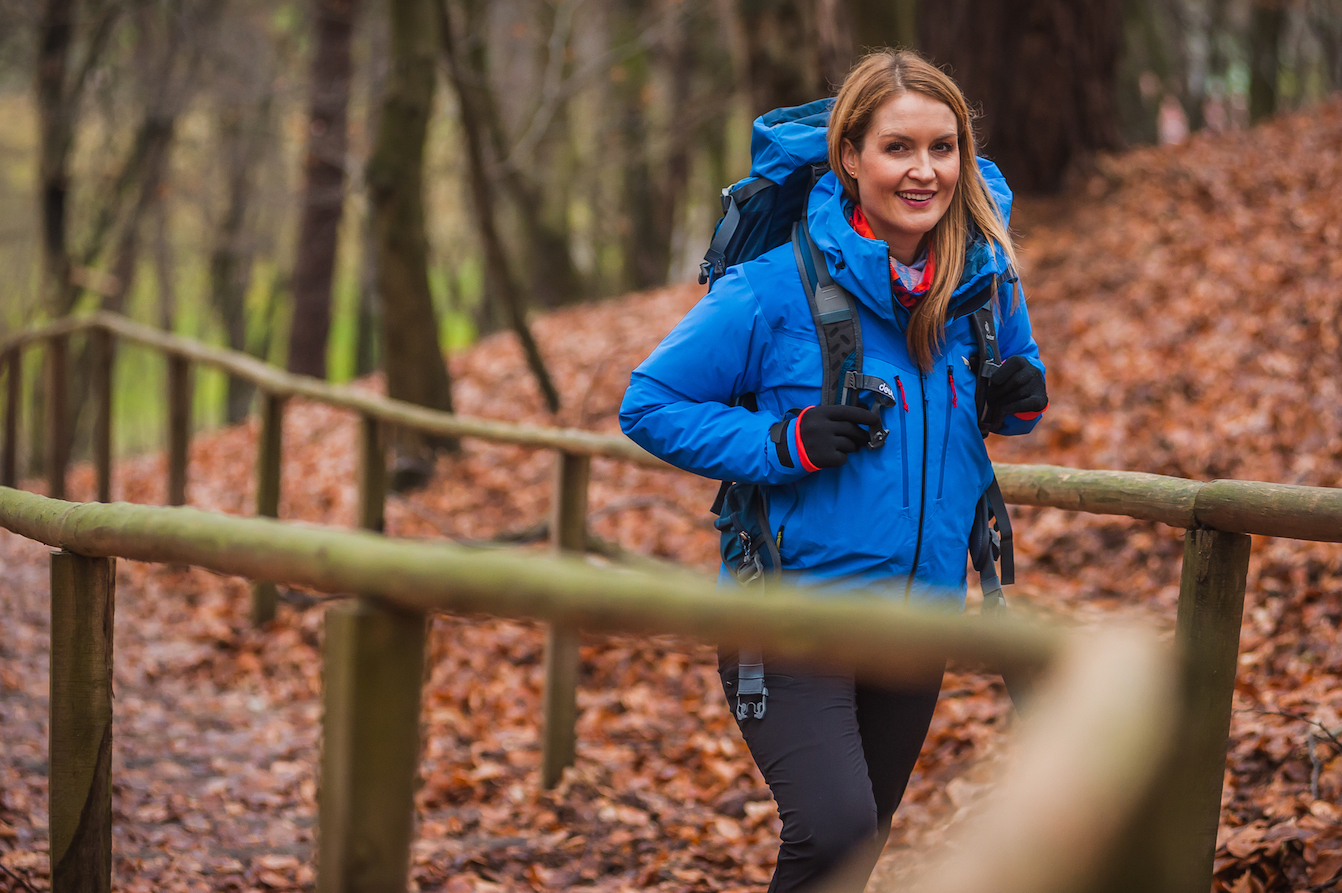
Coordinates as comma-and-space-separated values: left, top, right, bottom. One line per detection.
2, 97, 1342, 892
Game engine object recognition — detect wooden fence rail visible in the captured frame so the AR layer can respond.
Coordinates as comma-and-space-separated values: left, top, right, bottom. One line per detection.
1, 310, 1340, 893
0, 486, 1175, 893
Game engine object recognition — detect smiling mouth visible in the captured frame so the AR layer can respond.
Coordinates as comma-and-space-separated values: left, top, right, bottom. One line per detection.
897, 191, 935, 204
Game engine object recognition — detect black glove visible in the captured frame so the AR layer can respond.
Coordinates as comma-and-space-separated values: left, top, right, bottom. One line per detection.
796, 404, 883, 469
985, 356, 1047, 416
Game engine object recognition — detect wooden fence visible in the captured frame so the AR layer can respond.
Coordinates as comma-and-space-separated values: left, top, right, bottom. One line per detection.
2, 310, 1341, 892
2, 487, 1177, 893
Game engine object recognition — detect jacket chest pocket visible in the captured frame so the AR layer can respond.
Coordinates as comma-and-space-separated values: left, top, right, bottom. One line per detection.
937, 356, 982, 502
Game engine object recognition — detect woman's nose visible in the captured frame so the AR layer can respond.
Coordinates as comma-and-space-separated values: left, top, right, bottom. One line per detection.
908, 151, 934, 181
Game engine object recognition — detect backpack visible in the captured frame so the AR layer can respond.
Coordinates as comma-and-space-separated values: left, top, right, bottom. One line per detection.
702, 100, 1014, 720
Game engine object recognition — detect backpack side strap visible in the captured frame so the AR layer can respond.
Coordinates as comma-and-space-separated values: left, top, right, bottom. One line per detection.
700, 177, 777, 285
970, 297, 1004, 438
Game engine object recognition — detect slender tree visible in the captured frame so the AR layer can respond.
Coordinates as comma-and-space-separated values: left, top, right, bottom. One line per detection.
289, 0, 363, 379
1249, 0, 1285, 122
737, 0, 822, 115
612, 0, 694, 291
36, 0, 120, 320
919, 0, 1124, 193
437, 0, 561, 412
850, 0, 918, 53
367, 0, 456, 471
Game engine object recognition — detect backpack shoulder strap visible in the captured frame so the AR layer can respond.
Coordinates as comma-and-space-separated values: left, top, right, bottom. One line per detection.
792, 206, 862, 405
969, 286, 1002, 438
790, 163, 861, 407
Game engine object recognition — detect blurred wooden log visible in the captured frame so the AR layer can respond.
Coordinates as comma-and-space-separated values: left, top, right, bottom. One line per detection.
166, 354, 190, 506
542, 450, 589, 789
0, 489, 1062, 686
318, 598, 425, 893
49, 550, 115, 893
902, 629, 1177, 893
250, 391, 285, 625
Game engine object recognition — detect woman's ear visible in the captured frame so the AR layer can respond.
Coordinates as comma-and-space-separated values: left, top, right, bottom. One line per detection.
839, 139, 859, 181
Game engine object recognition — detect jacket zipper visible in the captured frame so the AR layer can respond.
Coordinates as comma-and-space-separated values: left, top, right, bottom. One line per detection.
894, 377, 909, 509
937, 365, 955, 499
904, 370, 930, 601
775, 499, 802, 552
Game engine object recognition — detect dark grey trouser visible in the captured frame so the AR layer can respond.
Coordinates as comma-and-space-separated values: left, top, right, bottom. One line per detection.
720, 651, 944, 893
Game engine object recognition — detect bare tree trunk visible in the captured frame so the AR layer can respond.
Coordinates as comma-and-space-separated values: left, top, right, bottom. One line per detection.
368, 0, 457, 466
354, 0, 388, 379
37, 0, 75, 321
919, 0, 1124, 194
355, 208, 382, 377
737, 0, 822, 115
289, 0, 363, 379
850, 0, 918, 53
1312, 0, 1342, 91
32, 0, 119, 475
486, 2, 585, 309
1249, 0, 1285, 122
815, 0, 854, 86
210, 103, 268, 424
36, 0, 119, 319
438, 0, 561, 412
153, 199, 176, 331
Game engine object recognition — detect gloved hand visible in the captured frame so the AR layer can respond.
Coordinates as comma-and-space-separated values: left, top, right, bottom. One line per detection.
795, 404, 883, 470
986, 356, 1047, 416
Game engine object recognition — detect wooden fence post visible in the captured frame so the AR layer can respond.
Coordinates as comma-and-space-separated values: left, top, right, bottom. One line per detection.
2, 348, 18, 489
49, 550, 115, 893
541, 450, 589, 789
357, 414, 386, 533
46, 335, 69, 500
1091, 528, 1253, 893
317, 599, 425, 893
91, 328, 114, 503
1168, 528, 1252, 892
250, 392, 285, 625
166, 354, 191, 506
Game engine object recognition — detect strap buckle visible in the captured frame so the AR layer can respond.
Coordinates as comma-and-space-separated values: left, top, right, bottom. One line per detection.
699, 253, 726, 285
737, 531, 764, 585
736, 689, 768, 720
736, 652, 768, 720
840, 371, 893, 448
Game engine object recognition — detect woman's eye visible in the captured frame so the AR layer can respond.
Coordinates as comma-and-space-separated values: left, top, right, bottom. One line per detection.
884, 142, 906, 153
933, 141, 954, 153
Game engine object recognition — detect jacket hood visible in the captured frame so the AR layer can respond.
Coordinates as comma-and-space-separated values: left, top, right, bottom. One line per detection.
748, 98, 834, 183
806, 160, 1014, 323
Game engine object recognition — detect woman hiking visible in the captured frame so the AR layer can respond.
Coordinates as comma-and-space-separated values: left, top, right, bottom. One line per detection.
620, 50, 1048, 893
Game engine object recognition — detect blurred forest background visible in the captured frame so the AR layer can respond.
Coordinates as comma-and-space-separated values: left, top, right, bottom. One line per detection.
0, 0, 1339, 467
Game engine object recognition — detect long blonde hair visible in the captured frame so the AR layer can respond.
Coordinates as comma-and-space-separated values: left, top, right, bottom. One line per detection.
827, 50, 1018, 372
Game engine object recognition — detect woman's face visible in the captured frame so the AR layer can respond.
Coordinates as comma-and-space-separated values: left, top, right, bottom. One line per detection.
840, 91, 960, 264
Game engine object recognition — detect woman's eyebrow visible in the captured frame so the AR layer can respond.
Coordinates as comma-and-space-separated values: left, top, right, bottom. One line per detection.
873, 129, 958, 142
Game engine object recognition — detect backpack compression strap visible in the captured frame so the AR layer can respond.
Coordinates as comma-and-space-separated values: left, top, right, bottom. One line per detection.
700, 177, 776, 285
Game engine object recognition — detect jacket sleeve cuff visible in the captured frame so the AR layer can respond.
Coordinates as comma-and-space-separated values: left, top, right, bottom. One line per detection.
767, 416, 809, 478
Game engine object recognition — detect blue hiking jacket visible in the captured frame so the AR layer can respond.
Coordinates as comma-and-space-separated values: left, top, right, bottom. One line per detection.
620, 164, 1044, 607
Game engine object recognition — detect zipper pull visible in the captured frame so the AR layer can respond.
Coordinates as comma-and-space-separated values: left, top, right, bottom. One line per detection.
894, 376, 910, 412
948, 365, 958, 408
